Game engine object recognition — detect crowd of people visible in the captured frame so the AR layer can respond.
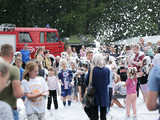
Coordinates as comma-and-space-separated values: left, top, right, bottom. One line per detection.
0, 37, 160, 120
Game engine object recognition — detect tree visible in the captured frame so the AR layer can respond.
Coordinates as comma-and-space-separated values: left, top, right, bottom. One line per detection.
0, 0, 160, 43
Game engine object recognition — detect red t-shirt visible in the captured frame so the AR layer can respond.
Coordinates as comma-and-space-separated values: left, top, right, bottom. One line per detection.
133, 52, 144, 71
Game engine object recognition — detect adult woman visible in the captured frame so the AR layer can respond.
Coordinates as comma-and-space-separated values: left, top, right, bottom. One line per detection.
53, 56, 61, 72
85, 54, 110, 120
72, 47, 78, 58
80, 45, 86, 58
0, 58, 14, 120
35, 47, 44, 66
43, 50, 52, 69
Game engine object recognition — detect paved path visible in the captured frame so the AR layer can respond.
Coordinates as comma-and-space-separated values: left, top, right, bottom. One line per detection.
18, 96, 159, 120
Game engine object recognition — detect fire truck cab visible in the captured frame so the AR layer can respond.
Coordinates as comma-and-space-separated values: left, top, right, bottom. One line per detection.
0, 24, 64, 57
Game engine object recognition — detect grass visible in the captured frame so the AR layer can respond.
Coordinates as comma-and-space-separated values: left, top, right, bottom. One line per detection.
68, 35, 95, 44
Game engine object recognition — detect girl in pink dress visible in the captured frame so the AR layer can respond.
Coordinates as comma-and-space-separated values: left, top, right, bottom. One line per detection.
126, 67, 137, 120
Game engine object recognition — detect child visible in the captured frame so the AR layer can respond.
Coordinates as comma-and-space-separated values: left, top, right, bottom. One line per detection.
58, 59, 73, 106
112, 72, 125, 108
22, 61, 48, 120
47, 67, 59, 110
15, 56, 24, 81
117, 59, 127, 82
70, 61, 78, 102
126, 67, 137, 120
77, 62, 88, 102
139, 56, 151, 102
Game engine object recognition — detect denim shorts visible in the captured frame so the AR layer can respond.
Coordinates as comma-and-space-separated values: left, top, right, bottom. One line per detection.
61, 89, 72, 97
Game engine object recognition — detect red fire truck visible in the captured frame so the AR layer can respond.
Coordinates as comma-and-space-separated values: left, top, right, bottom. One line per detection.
0, 24, 64, 57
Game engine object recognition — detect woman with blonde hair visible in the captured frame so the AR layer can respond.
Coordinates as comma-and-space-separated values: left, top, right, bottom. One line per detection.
22, 61, 48, 120
35, 47, 44, 65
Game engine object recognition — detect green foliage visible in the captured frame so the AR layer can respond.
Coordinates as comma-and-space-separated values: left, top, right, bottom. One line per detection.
0, 0, 160, 43
93, 0, 160, 43
68, 34, 95, 45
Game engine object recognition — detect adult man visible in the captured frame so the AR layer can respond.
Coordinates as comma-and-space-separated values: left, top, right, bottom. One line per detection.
132, 45, 144, 97
146, 47, 160, 117
138, 37, 145, 52
77, 50, 93, 102
20, 44, 30, 68
0, 44, 24, 120
0, 59, 14, 120
85, 50, 93, 64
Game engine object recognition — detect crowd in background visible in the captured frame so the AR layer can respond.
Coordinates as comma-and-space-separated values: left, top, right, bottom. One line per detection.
0, 37, 160, 120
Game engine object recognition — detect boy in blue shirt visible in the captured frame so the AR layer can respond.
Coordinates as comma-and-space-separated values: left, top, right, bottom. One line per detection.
20, 44, 30, 68
58, 59, 73, 106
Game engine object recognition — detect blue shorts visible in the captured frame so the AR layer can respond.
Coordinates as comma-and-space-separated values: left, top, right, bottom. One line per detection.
61, 88, 72, 97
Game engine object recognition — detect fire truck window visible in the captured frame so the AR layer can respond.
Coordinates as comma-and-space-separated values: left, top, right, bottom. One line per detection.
40, 32, 44, 43
19, 32, 32, 43
47, 32, 58, 43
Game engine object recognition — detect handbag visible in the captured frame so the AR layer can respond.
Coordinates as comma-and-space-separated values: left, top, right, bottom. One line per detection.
82, 66, 96, 108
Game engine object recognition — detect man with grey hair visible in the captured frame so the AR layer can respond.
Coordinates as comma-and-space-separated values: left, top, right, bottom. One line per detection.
0, 44, 24, 120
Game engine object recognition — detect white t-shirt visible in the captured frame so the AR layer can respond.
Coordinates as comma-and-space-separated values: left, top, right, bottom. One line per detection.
47, 76, 59, 90
0, 101, 13, 120
22, 77, 48, 115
